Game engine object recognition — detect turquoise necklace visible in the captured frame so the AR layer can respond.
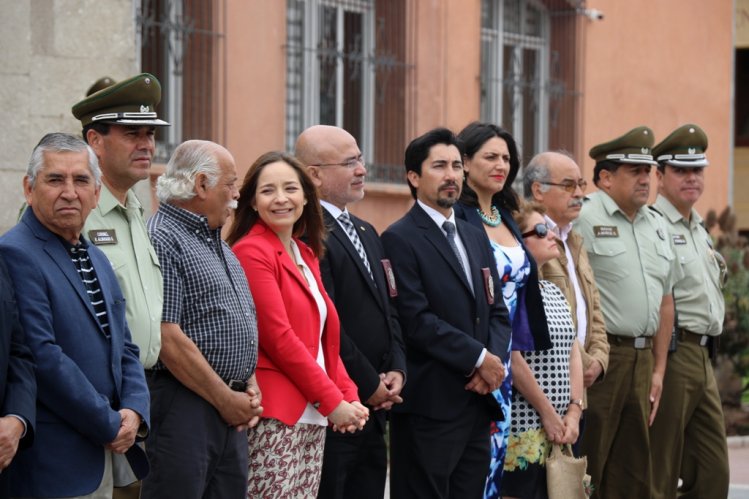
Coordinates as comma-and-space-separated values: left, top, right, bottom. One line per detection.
477, 206, 502, 227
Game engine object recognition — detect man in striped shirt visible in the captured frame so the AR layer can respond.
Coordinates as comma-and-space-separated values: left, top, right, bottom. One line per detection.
0, 132, 150, 498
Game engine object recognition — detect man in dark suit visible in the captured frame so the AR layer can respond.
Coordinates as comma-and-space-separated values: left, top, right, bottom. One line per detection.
0, 259, 35, 498
0, 133, 150, 498
296, 125, 406, 499
381, 127, 511, 498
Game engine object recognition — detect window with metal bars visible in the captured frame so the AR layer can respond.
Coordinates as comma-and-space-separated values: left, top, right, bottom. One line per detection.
480, 0, 583, 168
137, 0, 226, 163
286, 0, 411, 183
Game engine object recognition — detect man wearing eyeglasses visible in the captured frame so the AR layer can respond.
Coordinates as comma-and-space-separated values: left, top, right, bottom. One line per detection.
648, 124, 729, 499
296, 125, 406, 499
523, 151, 609, 425
573, 127, 680, 499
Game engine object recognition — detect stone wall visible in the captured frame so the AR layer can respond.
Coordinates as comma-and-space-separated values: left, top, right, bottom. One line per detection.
0, 0, 150, 235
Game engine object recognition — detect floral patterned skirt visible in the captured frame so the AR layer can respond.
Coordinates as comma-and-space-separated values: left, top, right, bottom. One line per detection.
501, 427, 551, 499
247, 418, 326, 498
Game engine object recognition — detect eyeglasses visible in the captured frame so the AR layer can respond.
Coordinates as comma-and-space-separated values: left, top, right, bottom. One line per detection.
521, 223, 550, 239
540, 179, 587, 193
314, 154, 365, 169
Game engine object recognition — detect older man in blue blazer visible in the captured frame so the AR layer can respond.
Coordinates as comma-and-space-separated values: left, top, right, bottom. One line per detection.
0, 133, 150, 498
382, 128, 511, 499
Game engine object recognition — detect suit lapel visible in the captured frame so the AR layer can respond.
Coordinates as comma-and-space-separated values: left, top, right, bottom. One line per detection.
37, 230, 102, 330
410, 205, 473, 295
324, 210, 381, 299
353, 216, 393, 311
455, 219, 480, 298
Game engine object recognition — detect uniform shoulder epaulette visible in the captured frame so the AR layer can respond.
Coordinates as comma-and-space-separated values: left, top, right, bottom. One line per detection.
648, 205, 664, 217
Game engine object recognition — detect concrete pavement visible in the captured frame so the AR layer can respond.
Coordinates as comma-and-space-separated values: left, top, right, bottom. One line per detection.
382, 435, 749, 497
730, 436, 749, 499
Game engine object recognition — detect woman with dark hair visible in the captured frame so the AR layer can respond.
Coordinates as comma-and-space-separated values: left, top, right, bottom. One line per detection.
227, 151, 369, 497
502, 201, 582, 499
455, 122, 551, 498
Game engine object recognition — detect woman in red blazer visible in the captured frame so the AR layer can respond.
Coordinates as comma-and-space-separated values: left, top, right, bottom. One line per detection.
227, 151, 368, 498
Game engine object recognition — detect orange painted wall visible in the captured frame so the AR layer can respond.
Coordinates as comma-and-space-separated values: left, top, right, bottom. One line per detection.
409, 0, 482, 135
581, 0, 733, 217
224, 0, 287, 179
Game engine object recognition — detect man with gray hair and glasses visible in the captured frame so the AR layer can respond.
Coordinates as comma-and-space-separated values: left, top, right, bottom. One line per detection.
523, 152, 609, 407
141, 140, 261, 498
0, 132, 150, 498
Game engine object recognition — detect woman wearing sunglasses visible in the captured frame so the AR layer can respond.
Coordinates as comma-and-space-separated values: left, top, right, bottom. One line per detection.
455, 122, 552, 498
500, 201, 583, 499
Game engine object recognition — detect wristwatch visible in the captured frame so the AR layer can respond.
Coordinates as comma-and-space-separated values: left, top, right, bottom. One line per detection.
569, 398, 584, 410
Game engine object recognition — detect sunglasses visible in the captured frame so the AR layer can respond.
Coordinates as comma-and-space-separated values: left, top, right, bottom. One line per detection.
521, 223, 550, 239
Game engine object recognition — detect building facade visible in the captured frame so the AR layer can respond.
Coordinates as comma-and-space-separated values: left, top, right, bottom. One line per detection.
0, 0, 734, 234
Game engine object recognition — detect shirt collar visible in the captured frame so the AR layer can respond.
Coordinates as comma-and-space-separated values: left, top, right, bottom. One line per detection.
417, 199, 456, 229
321, 200, 345, 220
159, 202, 218, 235
97, 185, 144, 216
654, 194, 702, 227
544, 214, 572, 241
596, 190, 648, 222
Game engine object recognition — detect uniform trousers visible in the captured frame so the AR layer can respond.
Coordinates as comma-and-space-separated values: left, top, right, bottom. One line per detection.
317, 415, 387, 499
141, 371, 248, 499
580, 342, 653, 499
649, 338, 729, 499
390, 402, 491, 499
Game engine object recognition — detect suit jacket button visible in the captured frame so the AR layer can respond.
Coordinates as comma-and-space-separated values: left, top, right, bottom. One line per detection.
475, 317, 480, 325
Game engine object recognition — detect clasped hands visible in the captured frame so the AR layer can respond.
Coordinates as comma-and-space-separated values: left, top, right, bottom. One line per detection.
329, 400, 369, 434
465, 352, 505, 395
366, 371, 405, 411
219, 376, 264, 432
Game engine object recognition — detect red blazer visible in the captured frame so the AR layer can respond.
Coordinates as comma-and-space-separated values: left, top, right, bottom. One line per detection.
232, 222, 359, 425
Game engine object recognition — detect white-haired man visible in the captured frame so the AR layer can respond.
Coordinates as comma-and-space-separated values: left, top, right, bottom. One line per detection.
141, 140, 261, 498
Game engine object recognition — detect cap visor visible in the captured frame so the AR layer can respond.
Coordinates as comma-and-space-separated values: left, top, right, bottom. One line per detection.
664, 159, 708, 168
100, 118, 170, 127
615, 158, 658, 166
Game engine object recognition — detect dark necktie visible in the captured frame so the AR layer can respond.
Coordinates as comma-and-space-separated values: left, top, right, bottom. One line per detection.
442, 220, 467, 276
338, 212, 373, 280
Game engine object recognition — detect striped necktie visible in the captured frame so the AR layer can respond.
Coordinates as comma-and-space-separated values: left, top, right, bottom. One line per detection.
338, 212, 373, 280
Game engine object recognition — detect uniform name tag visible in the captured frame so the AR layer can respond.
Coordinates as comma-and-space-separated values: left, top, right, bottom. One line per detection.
88, 229, 118, 245
481, 267, 495, 305
381, 259, 398, 297
672, 234, 687, 245
593, 225, 619, 238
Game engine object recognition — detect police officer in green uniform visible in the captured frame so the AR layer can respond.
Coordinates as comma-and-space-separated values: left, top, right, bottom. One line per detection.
576, 126, 680, 499
649, 124, 729, 499
72, 73, 169, 498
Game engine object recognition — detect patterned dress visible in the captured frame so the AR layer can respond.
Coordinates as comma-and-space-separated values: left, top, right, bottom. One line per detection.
484, 240, 531, 499
501, 280, 576, 498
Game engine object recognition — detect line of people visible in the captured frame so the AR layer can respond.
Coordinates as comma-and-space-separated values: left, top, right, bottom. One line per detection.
0, 71, 730, 499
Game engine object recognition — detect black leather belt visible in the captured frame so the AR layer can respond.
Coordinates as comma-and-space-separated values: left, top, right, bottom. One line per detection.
146, 369, 248, 391
226, 379, 248, 392
606, 333, 653, 349
677, 328, 710, 348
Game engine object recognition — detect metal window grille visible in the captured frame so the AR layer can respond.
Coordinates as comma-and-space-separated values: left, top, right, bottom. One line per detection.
480, 0, 583, 168
137, 0, 226, 163
286, 0, 412, 183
